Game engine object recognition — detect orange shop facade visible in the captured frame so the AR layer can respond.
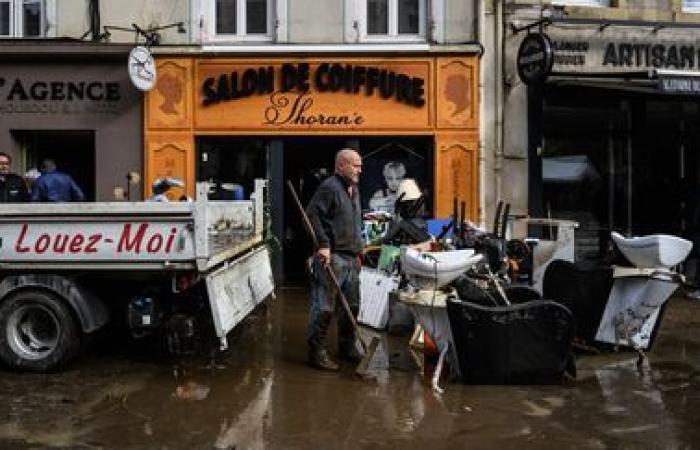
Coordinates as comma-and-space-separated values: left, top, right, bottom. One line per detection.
144, 55, 480, 280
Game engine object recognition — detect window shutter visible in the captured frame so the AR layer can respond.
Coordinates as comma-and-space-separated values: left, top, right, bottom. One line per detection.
344, 0, 360, 43
429, 0, 444, 44
275, 0, 287, 42
45, 0, 56, 37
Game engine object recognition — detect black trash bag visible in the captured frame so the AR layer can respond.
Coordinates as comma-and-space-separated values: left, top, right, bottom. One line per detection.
474, 235, 508, 274
451, 275, 499, 307
381, 217, 431, 246
451, 275, 542, 307
542, 259, 613, 344
447, 298, 576, 384
504, 285, 542, 304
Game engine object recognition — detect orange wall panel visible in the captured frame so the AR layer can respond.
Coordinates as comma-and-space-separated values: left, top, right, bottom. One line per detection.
143, 56, 481, 215
147, 59, 193, 130
436, 57, 479, 131
435, 134, 479, 220
144, 132, 195, 200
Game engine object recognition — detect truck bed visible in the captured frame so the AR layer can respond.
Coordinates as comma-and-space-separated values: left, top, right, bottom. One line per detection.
0, 180, 267, 272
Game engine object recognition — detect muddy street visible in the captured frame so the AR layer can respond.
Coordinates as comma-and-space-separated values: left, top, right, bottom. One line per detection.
1, 288, 700, 449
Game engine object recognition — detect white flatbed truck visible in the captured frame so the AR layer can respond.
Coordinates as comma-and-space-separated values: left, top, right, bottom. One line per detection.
0, 180, 274, 371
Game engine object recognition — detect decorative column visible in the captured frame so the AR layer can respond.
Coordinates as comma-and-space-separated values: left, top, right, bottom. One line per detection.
144, 58, 195, 199
434, 56, 480, 220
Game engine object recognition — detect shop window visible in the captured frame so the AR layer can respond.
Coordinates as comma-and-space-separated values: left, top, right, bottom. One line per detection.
537, 86, 700, 262
205, 0, 273, 42
196, 137, 268, 200
0, 0, 48, 37
349, 0, 426, 42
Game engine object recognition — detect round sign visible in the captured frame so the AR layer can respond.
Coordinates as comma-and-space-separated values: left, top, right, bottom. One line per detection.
516, 33, 554, 85
128, 46, 157, 91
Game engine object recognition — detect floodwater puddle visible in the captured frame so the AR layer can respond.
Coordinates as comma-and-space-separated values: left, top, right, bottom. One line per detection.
1, 292, 700, 448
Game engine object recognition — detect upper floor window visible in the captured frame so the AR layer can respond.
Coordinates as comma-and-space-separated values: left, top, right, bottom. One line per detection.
684, 0, 700, 12
550, 0, 608, 6
359, 0, 425, 41
210, 0, 272, 41
0, 0, 45, 37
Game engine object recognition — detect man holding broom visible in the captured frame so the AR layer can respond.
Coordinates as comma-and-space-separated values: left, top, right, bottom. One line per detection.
305, 148, 364, 371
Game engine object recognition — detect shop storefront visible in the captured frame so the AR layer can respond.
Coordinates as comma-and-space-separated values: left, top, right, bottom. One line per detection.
0, 43, 143, 201
511, 26, 700, 262
145, 55, 479, 280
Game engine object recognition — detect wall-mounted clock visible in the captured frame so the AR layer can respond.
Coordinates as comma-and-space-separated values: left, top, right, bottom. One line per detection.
128, 46, 156, 91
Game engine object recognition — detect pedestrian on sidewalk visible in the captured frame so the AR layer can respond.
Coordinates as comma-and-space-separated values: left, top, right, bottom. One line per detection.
0, 152, 28, 202
305, 148, 364, 371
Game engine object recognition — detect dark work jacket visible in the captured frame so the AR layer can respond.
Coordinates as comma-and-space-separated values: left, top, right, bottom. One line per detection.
31, 170, 85, 202
306, 174, 363, 256
0, 173, 28, 202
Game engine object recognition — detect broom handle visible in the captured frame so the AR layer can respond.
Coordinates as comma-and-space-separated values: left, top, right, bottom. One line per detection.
286, 180, 318, 247
286, 180, 367, 350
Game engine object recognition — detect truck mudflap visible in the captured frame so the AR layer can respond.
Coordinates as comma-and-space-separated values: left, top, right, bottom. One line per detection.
205, 245, 274, 349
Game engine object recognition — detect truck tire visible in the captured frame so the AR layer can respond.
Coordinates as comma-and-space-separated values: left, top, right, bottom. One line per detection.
0, 289, 81, 372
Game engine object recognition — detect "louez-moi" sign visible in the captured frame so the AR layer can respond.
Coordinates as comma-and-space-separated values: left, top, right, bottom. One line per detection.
0, 222, 193, 261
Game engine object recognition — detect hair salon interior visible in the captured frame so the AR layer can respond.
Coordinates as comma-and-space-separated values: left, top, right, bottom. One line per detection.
487, 0, 700, 278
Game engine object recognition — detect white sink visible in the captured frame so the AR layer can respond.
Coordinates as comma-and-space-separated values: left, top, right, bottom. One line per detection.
400, 247, 483, 289
611, 231, 692, 270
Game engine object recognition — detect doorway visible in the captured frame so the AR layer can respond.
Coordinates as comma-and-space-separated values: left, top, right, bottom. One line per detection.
13, 130, 96, 201
280, 136, 434, 284
281, 137, 358, 284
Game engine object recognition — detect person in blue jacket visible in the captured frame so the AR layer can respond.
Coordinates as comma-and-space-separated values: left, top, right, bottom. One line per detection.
31, 159, 85, 202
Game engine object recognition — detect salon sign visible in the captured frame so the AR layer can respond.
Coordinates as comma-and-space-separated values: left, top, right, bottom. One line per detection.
0, 222, 194, 261
194, 60, 432, 131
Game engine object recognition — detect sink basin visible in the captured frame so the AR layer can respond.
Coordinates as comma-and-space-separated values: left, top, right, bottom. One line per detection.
610, 231, 692, 270
400, 247, 483, 288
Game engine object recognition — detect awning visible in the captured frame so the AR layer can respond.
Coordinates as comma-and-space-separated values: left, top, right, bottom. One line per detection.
546, 69, 700, 95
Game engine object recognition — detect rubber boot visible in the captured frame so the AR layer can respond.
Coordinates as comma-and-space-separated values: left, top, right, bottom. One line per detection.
308, 347, 340, 371
308, 311, 339, 371
338, 306, 362, 363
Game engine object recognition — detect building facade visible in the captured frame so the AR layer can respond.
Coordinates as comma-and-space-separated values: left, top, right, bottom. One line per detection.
483, 0, 700, 261
144, 1, 480, 280
0, 1, 480, 280
0, 41, 142, 201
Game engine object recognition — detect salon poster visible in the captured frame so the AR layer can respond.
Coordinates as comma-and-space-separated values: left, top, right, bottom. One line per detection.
359, 139, 432, 215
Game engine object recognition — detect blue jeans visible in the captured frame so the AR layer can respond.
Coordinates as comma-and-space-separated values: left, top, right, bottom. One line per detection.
307, 254, 360, 353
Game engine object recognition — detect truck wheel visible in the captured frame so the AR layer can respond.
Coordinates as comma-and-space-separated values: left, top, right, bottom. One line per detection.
0, 289, 81, 372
